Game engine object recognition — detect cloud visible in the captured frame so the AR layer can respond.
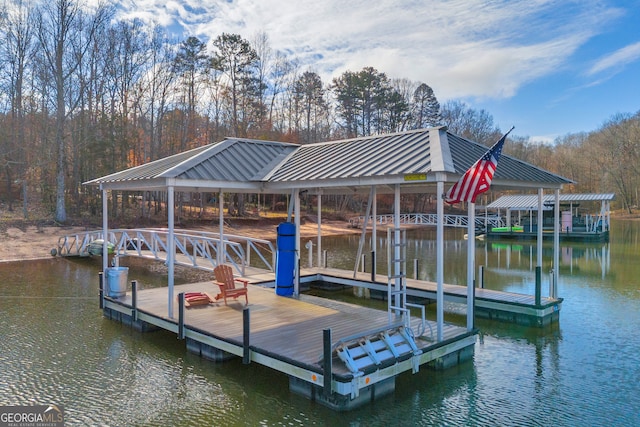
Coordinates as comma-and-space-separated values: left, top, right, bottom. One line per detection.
587, 41, 640, 76
112, 0, 621, 101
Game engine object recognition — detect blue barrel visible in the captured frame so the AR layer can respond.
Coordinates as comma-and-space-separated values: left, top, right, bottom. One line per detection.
275, 222, 296, 296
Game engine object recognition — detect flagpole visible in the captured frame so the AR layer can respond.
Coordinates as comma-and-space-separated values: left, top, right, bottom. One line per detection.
467, 201, 475, 331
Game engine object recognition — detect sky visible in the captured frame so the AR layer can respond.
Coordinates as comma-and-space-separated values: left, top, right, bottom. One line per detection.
114, 0, 640, 143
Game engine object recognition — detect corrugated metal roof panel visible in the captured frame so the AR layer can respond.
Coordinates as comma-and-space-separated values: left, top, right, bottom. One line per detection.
169, 139, 297, 182
85, 138, 298, 186
446, 133, 570, 185
487, 193, 615, 209
270, 129, 571, 188
269, 129, 433, 182
85, 128, 574, 193
85, 144, 214, 184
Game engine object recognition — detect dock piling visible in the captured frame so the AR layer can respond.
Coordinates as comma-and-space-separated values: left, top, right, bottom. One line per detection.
370, 251, 376, 281
323, 328, 332, 397
132, 280, 138, 322
98, 272, 104, 309
178, 292, 185, 339
243, 308, 251, 364
535, 266, 542, 306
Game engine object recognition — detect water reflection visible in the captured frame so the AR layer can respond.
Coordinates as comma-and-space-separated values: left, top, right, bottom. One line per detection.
314, 225, 620, 297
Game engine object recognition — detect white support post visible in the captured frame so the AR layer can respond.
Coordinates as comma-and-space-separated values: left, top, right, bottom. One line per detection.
553, 189, 560, 298
102, 187, 109, 273
219, 191, 224, 265
537, 188, 543, 267
354, 186, 375, 278
294, 188, 301, 296
436, 178, 445, 342
467, 202, 475, 331
372, 186, 377, 277
167, 185, 175, 318
393, 184, 401, 309
317, 191, 322, 269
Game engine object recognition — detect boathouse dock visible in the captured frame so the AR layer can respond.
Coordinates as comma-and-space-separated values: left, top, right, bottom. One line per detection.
60, 227, 563, 328
100, 277, 476, 411
85, 128, 573, 410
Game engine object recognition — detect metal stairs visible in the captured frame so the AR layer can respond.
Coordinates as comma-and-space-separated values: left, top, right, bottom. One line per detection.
333, 323, 422, 375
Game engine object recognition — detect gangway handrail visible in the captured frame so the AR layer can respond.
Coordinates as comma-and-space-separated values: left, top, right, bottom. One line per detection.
142, 227, 276, 272
348, 213, 504, 229
56, 228, 276, 275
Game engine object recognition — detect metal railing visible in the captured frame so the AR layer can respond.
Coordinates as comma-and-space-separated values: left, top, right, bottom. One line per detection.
57, 228, 276, 275
348, 213, 504, 229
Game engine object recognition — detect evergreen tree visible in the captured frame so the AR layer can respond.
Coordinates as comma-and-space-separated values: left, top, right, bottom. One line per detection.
412, 83, 441, 128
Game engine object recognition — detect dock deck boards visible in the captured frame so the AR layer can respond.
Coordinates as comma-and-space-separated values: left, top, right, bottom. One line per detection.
295, 267, 561, 308
116, 282, 466, 371
120, 248, 561, 309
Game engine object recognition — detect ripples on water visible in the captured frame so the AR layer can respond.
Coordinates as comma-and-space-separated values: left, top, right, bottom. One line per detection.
2, 222, 640, 425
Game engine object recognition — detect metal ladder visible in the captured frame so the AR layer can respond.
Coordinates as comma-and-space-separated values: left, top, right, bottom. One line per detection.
386, 227, 431, 339
387, 227, 408, 323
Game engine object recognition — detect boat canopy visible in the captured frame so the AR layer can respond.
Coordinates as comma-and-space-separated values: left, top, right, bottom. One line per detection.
486, 193, 615, 210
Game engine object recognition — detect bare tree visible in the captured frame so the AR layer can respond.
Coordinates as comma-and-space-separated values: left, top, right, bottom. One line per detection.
0, 0, 34, 214
587, 113, 640, 212
35, 0, 111, 222
441, 100, 501, 144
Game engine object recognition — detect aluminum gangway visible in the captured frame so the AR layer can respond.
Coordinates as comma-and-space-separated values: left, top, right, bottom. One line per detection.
348, 213, 505, 229
56, 228, 276, 276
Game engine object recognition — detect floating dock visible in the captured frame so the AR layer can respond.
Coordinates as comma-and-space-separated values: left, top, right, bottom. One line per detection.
294, 268, 562, 327
486, 229, 609, 243
101, 278, 476, 411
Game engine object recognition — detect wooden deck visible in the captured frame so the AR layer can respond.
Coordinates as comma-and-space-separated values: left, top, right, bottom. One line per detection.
111, 282, 468, 374
250, 267, 563, 327
299, 267, 559, 305
115, 245, 562, 326
102, 278, 477, 410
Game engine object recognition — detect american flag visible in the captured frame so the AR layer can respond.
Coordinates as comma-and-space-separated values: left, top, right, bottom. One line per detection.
445, 127, 514, 204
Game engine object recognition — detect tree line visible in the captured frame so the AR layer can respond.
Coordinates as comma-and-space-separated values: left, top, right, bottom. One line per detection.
0, 0, 638, 223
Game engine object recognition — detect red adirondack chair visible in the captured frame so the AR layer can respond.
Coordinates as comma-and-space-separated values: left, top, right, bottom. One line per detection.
213, 265, 249, 306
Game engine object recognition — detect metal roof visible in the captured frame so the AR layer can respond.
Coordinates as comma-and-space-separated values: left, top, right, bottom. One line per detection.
446, 133, 571, 188
486, 193, 615, 210
266, 128, 440, 186
266, 128, 571, 192
85, 127, 573, 194
85, 138, 298, 190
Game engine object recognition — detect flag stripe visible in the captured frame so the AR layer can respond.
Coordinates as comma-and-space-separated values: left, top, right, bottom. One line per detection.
445, 128, 513, 204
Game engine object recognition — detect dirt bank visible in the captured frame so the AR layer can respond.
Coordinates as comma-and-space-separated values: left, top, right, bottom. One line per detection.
0, 219, 360, 263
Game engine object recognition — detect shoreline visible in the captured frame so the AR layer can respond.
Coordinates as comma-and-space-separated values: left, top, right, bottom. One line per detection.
3, 211, 634, 264
0, 220, 362, 263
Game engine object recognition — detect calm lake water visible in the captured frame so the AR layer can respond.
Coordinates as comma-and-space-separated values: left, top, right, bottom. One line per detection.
1, 221, 639, 426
